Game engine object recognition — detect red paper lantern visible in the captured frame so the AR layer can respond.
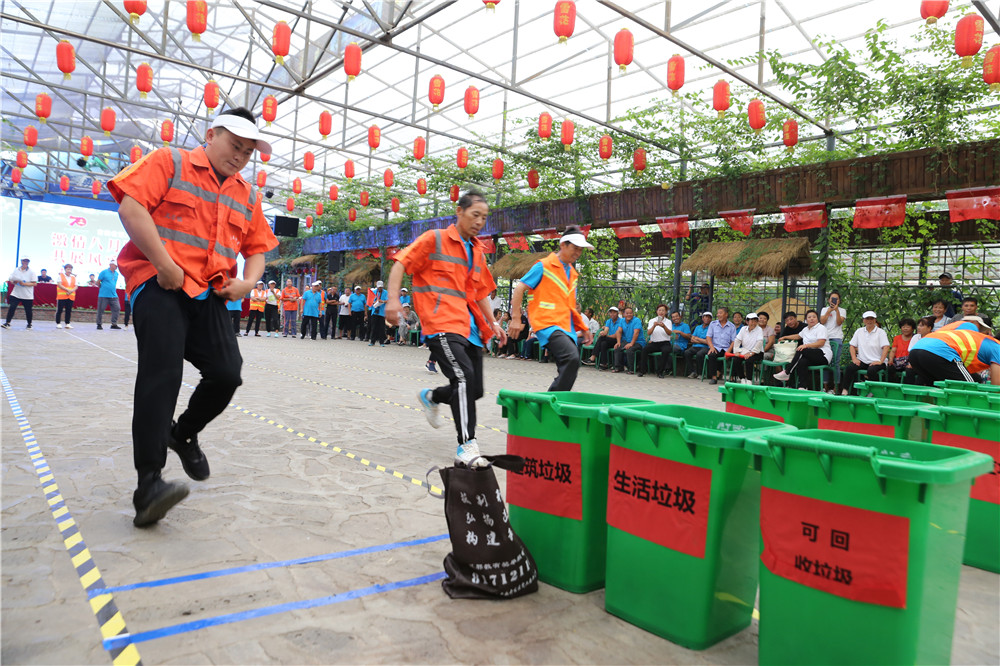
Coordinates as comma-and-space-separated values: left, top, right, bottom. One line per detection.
130, 146, 143, 164
272, 21, 290, 64
538, 112, 552, 140
713, 80, 731, 118
416, 178, 428, 195
92, 180, 102, 198
56, 41, 75, 80
614, 28, 633, 73
450, 184, 460, 202
315, 201, 323, 216
35, 93, 51, 124
319, 110, 332, 140
187, 0, 207, 41
985, 44, 1000, 90
160, 119, 174, 146
23, 125, 38, 150
391, 197, 400, 213
345, 159, 355, 179
384, 168, 394, 190
262, 95, 278, 127
413, 136, 426, 161
344, 42, 361, 81
955, 14, 985, 68
101, 108, 116, 136
286, 197, 295, 212
527, 169, 540, 189
123, 0, 147, 24
599, 134, 613, 160
554, 1, 576, 43
783, 119, 799, 152
748, 98, 766, 133
11, 168, 22, 185
464, 86, 480, 119
16, 150, 28, 169
368, 124, 381, 151
483, 0, 501, 9
360, 191, 370, 207
921, 1, 949, 24
492, 159, 504, 182
428, 74, 445, 111
59, 175, 69, 192
667, 54, 685, 95
633, 148, 646, 172
348, 208, 357, 222
303, 151, 314, 173
305, 215, 313, 229
80, 136, 93, 157
135, 62, 153, 99
261, 153, 271, 165
329, 184, 338, 201
292, 177, 302, 195
560, 119, 574, 151
256, 170, 267, 188
457, 147, 469, 170
204, 80, 220, 115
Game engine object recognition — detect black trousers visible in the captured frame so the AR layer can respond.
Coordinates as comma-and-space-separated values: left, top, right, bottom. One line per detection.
705, 349, 727, 378
264, 303, 279, 332
428, 333, 484, 446
55, 298, 73, 324
322, 305, 338, 339
684, 346, 708, 375
131, 279, 242, 484
230, 311, 241, 334
369, 314, 385, 345
349, 311, 365, 339
123, 297, 132, 327
786, 347, 828, 389
731, 352, 763, 381
245, 309, 263, 334
592, 336, 616, 368
546, 330, 581, 391
338, 312, 351, 337
4, 296, 32, 325
908, 348, 975, 385
842, 361, 886, 394
639, 340, 672, 375
302, 315, 319, 339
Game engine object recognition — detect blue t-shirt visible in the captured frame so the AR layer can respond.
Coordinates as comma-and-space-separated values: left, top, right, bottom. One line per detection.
400, 294, 411, 306
520, 259, 576, 349
913, 323, 1000, 367
302, 290, 322, 317
672, 322, 691, 351
369, 288, 387, 316
692, 323, 710, 349
97, 269, 119, 298
349, 292, 366, 312
226, 299, 242, 312
707, 320, 737, 350
618, 317, 645, 348
604, 317, 623, 337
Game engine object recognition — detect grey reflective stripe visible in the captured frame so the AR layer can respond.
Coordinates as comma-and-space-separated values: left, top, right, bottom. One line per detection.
166, 147, 254, 220
215, 244, 238, 259
168, 148, 183, 190
156, 224, 210, 249
412, 284, 465, 299
429, 229, 468, 265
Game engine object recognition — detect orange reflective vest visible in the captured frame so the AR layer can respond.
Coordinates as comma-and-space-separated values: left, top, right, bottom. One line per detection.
249, 288, 266, 311
525, 252, 587, 333
925, 328, 994, 373
282, 287, 300, 311
394, 224, 496, 341
56, 272, 77, 301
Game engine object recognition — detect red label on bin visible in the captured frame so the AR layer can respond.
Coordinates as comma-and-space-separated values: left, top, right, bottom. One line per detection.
726, 402, 784, 423
505, 435, 582, 520
932, 432, 999, 505
818, 418, 894, 438
606, 445, 711, 558
760, 487, 910, 608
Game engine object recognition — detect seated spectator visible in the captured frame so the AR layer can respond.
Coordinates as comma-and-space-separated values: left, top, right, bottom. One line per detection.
638, 304, 672, 378
685, 312, 713, 378
670, 310, 691, 373
501, 311, 529, 358
584, 306, 623, 369
909, 316, 933, 356
839, 310, 890, 394
948, 297, 978, 324
887, 317, 917, 382
778, 311, 806, 340
521, 328, 538, 360
613, 306, 645, 374
730, 312, 765, 383
929, 299, 948, 331
773, 310, 831, 389
758, 311, 776, 360
705, 307, 737, 385
732, 311, 745, 333
397, 304, 419, 345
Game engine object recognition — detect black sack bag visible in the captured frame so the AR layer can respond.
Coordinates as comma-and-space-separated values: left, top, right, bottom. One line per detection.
436, 456, 539, 599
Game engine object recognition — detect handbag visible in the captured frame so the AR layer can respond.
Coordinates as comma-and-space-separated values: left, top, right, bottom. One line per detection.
773, 340, 799, 364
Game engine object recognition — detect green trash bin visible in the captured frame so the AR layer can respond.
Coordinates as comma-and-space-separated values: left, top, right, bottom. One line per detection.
496, 390, 657, 593
854, 381, 944, 404
808, 394, 937, 441
718, 382, 818, 428
746, 429, 991, 665
935, 388, 1000, 411
597, 404, 795, 649
926, 405, 1000, 573
933, 379, 1000, 394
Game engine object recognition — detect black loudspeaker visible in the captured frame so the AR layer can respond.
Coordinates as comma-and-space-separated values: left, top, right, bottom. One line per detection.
327, 251, 342, 273
273, 215, 299, 237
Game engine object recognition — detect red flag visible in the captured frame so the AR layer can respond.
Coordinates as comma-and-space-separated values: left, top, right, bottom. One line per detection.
946, 186, 1000, 223
781, 202, 827, 232
656, 215, 689, 239
853, 195, 906, 229
353, 250, 367, 260
610, 220, 645, 238
386, 246, 400, 260
369, 248, 381, 258
504, 233, 530, 251
579, 224, 591, 237
478, 236, 496, 253
719, 208, 755, 236
537, 228, 562, 240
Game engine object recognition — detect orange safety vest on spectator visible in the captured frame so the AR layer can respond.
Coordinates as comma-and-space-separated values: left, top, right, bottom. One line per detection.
393, 224, 496, 342
282, 287, 300, 311
525, 252, 587, 333
57, 272, 77, 301
249, 288, 266, 311
926, 328, 993, 373
108, 146, 278, 297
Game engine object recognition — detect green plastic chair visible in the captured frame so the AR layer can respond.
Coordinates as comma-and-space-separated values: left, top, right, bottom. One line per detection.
761, 359, 788, 385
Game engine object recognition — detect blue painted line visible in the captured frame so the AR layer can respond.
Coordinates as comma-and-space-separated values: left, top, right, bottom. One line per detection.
93, 533, 449, 597
103, 571, 447, 650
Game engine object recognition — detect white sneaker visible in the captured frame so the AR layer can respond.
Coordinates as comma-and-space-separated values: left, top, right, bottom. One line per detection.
773, 370, 790, 382
456, 439, 488, 468
64, 324, 72, 329
418, 389, 442, 429
56, 323, 63, 329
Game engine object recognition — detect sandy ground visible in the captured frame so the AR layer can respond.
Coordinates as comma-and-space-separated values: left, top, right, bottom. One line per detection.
2, 320, 997, 665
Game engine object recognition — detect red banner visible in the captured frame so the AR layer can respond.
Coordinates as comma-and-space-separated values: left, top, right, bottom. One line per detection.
760, 488, 910, 608
656, 215, 689, 239
385, 246, 400, 260
946, 186, 1000, 223
932, 431, 999, 505
477, 236, 496, 254
6, 283, 123, 310
606, 445, 712, 558
503, 233, 530, 251
609, 220, 645, 238
719, 208, 754, 236
505, 435, 582, 520
352, 250, 368, 260
579, 224, 591, 237
781, 202, 828, 232
853, 195, 907, 229
536, 228, 562, 240
725, 402, 784, 423
368, 248, 381, 258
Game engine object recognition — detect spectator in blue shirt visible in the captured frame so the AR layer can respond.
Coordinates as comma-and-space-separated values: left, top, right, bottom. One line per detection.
685, 312, 713, 378
300, 281, 323, 340
368, 280, 388, 347
686, 283, 712, 325
225, 297, 242, 336
706, 307, 738, 384
96, 260, 121, 330
670, 310, 692, 374
584, 306, 622, 370
399, 287, 411, 307
613, 306, 645, 373
348, 285, 367, 340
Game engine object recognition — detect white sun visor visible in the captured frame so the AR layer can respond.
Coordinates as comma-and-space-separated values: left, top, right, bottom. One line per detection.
211, 114, 272, 154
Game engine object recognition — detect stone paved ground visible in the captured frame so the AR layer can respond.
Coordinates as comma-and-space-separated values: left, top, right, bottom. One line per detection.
2, 321, 997, 664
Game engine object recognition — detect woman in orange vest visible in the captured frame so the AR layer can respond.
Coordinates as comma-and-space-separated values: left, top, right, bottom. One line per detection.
908, 316, 1000, 385
385, 190, 507, 467
281, 278, 300, 338
55, 263, 77, 329
245, 280, 266, 336
508, 226, 594, 391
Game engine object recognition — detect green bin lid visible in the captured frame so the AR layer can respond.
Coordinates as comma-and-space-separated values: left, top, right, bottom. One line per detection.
933, 380, 1000, 394
718, 382, 815, 404
806, 394, 942, 420
497, 389, 657, 421
854, 381, 946, 399
599, 403, 795, 450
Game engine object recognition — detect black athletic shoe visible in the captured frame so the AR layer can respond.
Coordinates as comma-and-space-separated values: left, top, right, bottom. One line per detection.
168, 422, 210, 481
96, 325, 103, 330
110, 324, 121, 329
133, 476, 189, 527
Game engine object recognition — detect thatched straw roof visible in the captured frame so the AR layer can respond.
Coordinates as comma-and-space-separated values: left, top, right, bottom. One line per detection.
343, 258, 380, 284
680, 238, 811, 278
290, 254, 317, 266
265, 258, 287, 267
490, 251, 551, 280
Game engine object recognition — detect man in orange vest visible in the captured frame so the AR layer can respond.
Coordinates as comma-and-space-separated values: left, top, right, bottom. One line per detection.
55, 263, 77, 329
244, 280, 266, 336
508, 225, 594, 391
385, 190, 507, 467
281, 278, 300, 338
908, 316, 1000, 385
109, 107, 278, 526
